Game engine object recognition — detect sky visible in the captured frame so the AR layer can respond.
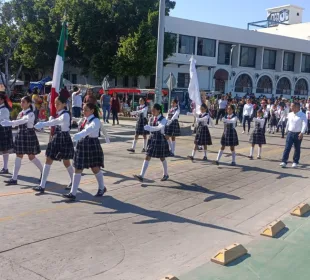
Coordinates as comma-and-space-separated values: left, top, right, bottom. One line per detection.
170, 0, 310, 29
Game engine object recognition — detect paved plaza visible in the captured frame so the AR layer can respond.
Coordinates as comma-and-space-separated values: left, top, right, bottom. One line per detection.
1, 116, 310, 280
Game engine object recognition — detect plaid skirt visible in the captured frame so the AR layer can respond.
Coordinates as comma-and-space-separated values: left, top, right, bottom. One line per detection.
46, 132, 75, 161
14, 128, 41, 155
165, 119, 181, 137
221, 124, 239, 147
195, 124, 212, 146
0, 125, 13, 152
73, 137, 104, 170
146, 132, 170, 158
249, 127, 266, 145
135, 117, 150, 135
270, 115, 277, 126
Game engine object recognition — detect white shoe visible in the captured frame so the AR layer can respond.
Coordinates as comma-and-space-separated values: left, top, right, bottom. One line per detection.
242, 131, 245, 134
279, 162, 287, 168
292, 163, 298, 168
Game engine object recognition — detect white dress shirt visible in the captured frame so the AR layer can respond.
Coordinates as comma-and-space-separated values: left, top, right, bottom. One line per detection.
195, 112, 214, 127
167, 106, 180, 122
286, 111, 307, 134
76, 114, 101, 139
218, 99, 228, 110
147, 114, 167, 134
11, 109, 35, 128
0, 105, 10, 121
135, 105, 148, 118
40, 110, 71, 132
253, 117, 265, 128
278, 110, 288, 123
72, 92, 82, 108
243, 104, 253, 117
266, 104, 272, 112
223, 114, 237, 126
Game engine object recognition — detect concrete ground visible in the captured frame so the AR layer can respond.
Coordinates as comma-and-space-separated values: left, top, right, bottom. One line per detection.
0, 115, 309, 280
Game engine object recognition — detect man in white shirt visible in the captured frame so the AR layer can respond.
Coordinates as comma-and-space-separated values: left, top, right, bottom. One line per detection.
215, 95, 228, 125
71, 86, 82, 118
242, 98, 253, 134
280, 102, 307, 168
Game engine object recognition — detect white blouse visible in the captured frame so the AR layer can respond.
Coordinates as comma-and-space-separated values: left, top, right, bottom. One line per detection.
253, 117, 265, 128
39, 110, 71, 132
223, 114, 238, 124
10, 109, 35, 128
196, 112, 213, 127
75, 114, 101, 139
166, 107, 180, 122
0, 105, 10, 122
146, 114, 167, 134
134, 105, 148, 118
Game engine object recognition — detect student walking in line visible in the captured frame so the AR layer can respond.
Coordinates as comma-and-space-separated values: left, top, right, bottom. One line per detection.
133, 104, 170, 182
127, 97, 149, 153
0, 93, 13, 174
32, 95, 75, 193
242, 98, 253, 134
248, 109, 266, 159
165, 99, 181, 156
63, 102, 110, 201
214, 105, 239, 166
187, 103, 213, 161
1, 96, 42, 185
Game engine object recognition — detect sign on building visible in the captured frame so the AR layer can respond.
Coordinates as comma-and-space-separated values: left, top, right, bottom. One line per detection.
267, 9, 289, 26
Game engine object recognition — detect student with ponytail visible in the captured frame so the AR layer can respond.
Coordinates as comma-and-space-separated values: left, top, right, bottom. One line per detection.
32, 95, 75, 193
63, 102, 110, 201
133, 103, 170, 182
0, 93, 14, 174
1, 96, 42, 185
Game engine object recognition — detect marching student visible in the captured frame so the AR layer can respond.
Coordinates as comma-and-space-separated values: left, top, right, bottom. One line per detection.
187, 103, 213, 161
1, 96, 43, 185
133, 103, 170, 182
63, 102, 110, 201
278, 104, 288, 138
127, 97, 149, 153
248, 109, 266, 159
269, 104, 278, 134
0, 93, 13, 174
32, 95, 75, 193
214, 105, 239, 166
165, 99, 181, 156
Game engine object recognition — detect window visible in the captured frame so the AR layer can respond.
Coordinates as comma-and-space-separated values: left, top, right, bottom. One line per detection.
234, 74, 252, 93
63, 72, 69, 80
301, 54, 310, 73
177, 73, 190, 88
276, 77, 291, 95
150, 75, 155, 88
132, 77, 138, 87
240, 46, 256, 67
283, 52, 295, 71
178, 35, 195, 55
115, 76, 118, 87
71, 74, 77, 84
123, 76, 129, 87
217, 43, 232, 65
295, 79, 308, 95
256, 75, 272, 94
263, 49, 276, 69
197, 37, 216, 57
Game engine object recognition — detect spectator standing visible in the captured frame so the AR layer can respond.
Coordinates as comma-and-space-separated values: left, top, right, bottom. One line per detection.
32, 88, 42, 123
215, 96, 227, 125
83, 88, 97, 106
100, 90, 111, 124
111, 92, 120, 126
242, 98, 253, 134
71, 86, 82, 118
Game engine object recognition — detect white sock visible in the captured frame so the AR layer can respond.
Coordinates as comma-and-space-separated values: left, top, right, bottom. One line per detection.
171, 141, 176, 153
250, 147, 254, 157
143, 138, 147, 149
12, 157, 22, 180
162, 160, 168, 176
70, 173, 82, 196
191, 150, 196, 158
168, 140, 172, 151
217, 150, 223, 161
3, 153, 9, 169
232, 151, 236, 163
67, 165, 74, 183
95, 171, 105, 191
204, 149, 207, 157
132, 140, 137, 150
140, 160, 149, 178
40, 164, 51, 189
258, 147, 262, 157
273, 126, 275, 132
31, 157, 43, 172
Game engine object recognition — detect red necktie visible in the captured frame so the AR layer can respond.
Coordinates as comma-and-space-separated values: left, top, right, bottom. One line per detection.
80, 119, 87, 130
153, 117, 157, 125
20, 112, 24, 118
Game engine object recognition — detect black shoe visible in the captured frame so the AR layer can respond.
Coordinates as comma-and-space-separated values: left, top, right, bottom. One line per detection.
133, 175, 143, 182
0, 168, 9, 174
127, 148, 135, 153
62, 193, 76, 201
38, 173, 42, 183
203, 156, 208, 161
231, 162, 236, 166
33, 186, 45, 194
161, 175, 169, 181
65, 182, 72, 190
141, 148, 146, 153
5, 179, 18, 185
257, 156, 261, 159
170, 152, 175, 157
248, 156, 253, 160
187, 156, 194, 161
213, 161, 219, 166
106, 120, 109, 124
94, 187, 107, 197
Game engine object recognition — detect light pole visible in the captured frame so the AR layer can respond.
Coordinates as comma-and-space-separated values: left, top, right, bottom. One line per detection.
155, 0, 165, 105
230, 44, 236, 66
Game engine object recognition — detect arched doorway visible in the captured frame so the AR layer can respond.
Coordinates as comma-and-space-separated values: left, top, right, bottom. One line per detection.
234, 74, 253, 93
294, 79, 308, 96
276, 77, 291, 95
256, 75, 272, 94
214, 69, 229, 93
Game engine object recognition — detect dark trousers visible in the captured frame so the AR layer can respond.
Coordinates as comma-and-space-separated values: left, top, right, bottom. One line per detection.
280, 121, 287, 138
307, 120, 310, 135
243, 116, 251, 132
216, 109, 226, 124
263, 118, 268, 133
72, 107, 81, 118
282, 131, 302, 164
112, 109, 119, 124
102, 105, 111, 122
238, 111, 243, 125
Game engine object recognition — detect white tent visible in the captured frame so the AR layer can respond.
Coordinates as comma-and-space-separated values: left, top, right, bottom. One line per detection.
0, 72, 24, 86
45, 78, 73, 87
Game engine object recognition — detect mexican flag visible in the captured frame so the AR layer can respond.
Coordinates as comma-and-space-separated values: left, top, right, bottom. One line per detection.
50, 20, 68, 118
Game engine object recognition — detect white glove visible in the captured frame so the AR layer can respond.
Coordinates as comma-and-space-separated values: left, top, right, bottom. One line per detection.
1, 120, 13, 127
105, 137, 110, 144
187, 112, 192, 116
130, 111, 136, 116
73, 133, 83, 142
167, 120, 172, 125
34, 122, 45, 130
48, 116, 54, 121
144, 125, 151, 131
